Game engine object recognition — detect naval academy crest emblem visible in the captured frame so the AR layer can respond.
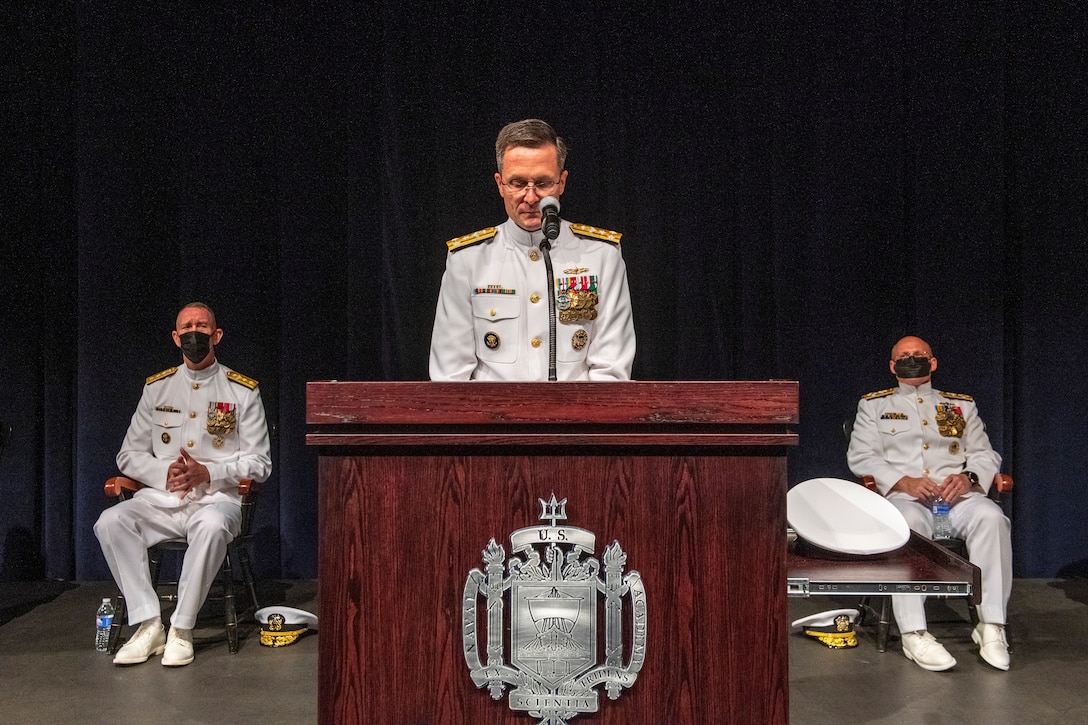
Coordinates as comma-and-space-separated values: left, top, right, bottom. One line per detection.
462, 494, 647, 725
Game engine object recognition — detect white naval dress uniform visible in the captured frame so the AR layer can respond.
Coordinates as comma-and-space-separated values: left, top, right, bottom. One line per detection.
94, 360, 272, 629
847, 381, 1012, 631
429, 217, 635, 381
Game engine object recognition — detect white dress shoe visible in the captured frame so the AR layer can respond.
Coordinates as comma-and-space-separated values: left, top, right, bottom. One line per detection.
113, 623, 166, 665
972, 623, 1010, 670
162, 626, 195, 667
901, 630, 957, 671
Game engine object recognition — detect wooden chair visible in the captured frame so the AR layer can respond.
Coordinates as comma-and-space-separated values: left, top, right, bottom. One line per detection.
103, 476, 261, 654
842, 417, 1014, 651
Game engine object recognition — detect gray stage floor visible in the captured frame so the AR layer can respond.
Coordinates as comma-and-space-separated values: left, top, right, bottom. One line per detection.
0, 578, 1085, 724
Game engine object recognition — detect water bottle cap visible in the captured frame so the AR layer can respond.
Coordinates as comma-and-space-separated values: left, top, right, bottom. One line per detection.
102, 597, 110, 603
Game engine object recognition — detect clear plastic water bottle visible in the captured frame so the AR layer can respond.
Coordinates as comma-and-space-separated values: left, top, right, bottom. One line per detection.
95, 598, 114, 652
931, 498, 953, 539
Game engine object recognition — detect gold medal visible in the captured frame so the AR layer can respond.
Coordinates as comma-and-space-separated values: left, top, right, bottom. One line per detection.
572, 329, 589, 351
935, 403, 965, 438
206, 402, 237, 435
485, 331, 501, 350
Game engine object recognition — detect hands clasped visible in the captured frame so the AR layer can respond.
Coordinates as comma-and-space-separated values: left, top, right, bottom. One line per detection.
894, 472, 972, 505
166, 448, 211, 498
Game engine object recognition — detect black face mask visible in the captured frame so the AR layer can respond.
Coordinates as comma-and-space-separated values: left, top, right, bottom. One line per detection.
893, 355, 932, 379
179, 331, 212, 364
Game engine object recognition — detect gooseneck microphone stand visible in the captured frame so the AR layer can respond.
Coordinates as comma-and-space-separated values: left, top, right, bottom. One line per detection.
539, 238, 558, 381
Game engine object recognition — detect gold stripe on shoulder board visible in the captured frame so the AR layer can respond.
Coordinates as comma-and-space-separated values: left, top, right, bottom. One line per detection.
446, 227, 498, 252
862, 388, 895, 400
940, 391, 974, 402
227, 370, 259, 390
146, 367, 178, 386
570, 223, 622, 244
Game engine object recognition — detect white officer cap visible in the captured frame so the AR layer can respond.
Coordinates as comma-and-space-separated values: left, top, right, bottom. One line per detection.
254, 606, 318, 647
791, 608, 860, 648
787, 477, 910, 555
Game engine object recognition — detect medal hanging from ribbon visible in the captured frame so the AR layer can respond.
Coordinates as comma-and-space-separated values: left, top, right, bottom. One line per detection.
207, 401, 237, 448
934, 403, 965, 438
556, 275, 599, 323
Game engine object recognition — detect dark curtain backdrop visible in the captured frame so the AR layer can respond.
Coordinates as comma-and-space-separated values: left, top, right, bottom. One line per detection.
3, 3, 1086, 582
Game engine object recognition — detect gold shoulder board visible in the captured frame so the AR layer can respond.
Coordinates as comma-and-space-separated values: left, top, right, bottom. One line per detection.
940, 391, 974, 402
145, 367, 178, 386
862, 388, 895, 400
446, 227, 497, 253
227, 370, 259, 390
570, 223, 622, 245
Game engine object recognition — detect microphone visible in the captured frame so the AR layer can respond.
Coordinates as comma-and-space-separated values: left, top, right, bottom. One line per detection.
540, 196, 561, 243
537, 197, 561, 380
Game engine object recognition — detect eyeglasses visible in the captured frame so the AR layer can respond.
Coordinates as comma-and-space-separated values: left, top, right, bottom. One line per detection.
501, 178, 560, 197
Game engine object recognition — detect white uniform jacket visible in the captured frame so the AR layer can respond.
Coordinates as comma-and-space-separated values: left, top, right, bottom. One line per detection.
429, 217, 635, 381
116, 360, 272, 508
847, 381, 1001, 496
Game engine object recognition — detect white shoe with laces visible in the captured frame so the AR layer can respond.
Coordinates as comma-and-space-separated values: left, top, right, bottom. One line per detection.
162, 626, 195, 667
113, 622, 166, 665
901, 630, 957, 671
972, 622, 1010, 670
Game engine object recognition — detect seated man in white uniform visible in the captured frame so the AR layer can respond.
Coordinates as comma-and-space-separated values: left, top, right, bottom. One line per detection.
847, 335, 1012, 672
94, 302, 272, 666
429, 118, 635, 381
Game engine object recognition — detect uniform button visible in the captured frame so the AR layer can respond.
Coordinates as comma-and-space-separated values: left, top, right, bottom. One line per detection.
190, 411, 197, 419
923, 443, 929, 450
187, 440, 195, 448
918, 397, 924, 404
193, 383, 200, 390
490, 309, 496, 316
922, 420, 928, 426
530, 337, 542, 348
923, 468, 930, 475
529, 249, 540, 262
530, 293, 540, 304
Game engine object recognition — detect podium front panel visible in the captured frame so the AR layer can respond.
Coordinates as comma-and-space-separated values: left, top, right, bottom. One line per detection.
308, 381, 796, 724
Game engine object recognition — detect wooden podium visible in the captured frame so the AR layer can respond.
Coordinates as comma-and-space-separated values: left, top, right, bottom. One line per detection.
306, 381, 798, 724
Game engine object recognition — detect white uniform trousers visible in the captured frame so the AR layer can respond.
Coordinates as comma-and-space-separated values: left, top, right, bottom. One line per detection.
886, 491, 1013, 632
94, 498, 241, 629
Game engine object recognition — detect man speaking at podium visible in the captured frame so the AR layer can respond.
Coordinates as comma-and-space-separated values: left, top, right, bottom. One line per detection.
429, 119, 635, 381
